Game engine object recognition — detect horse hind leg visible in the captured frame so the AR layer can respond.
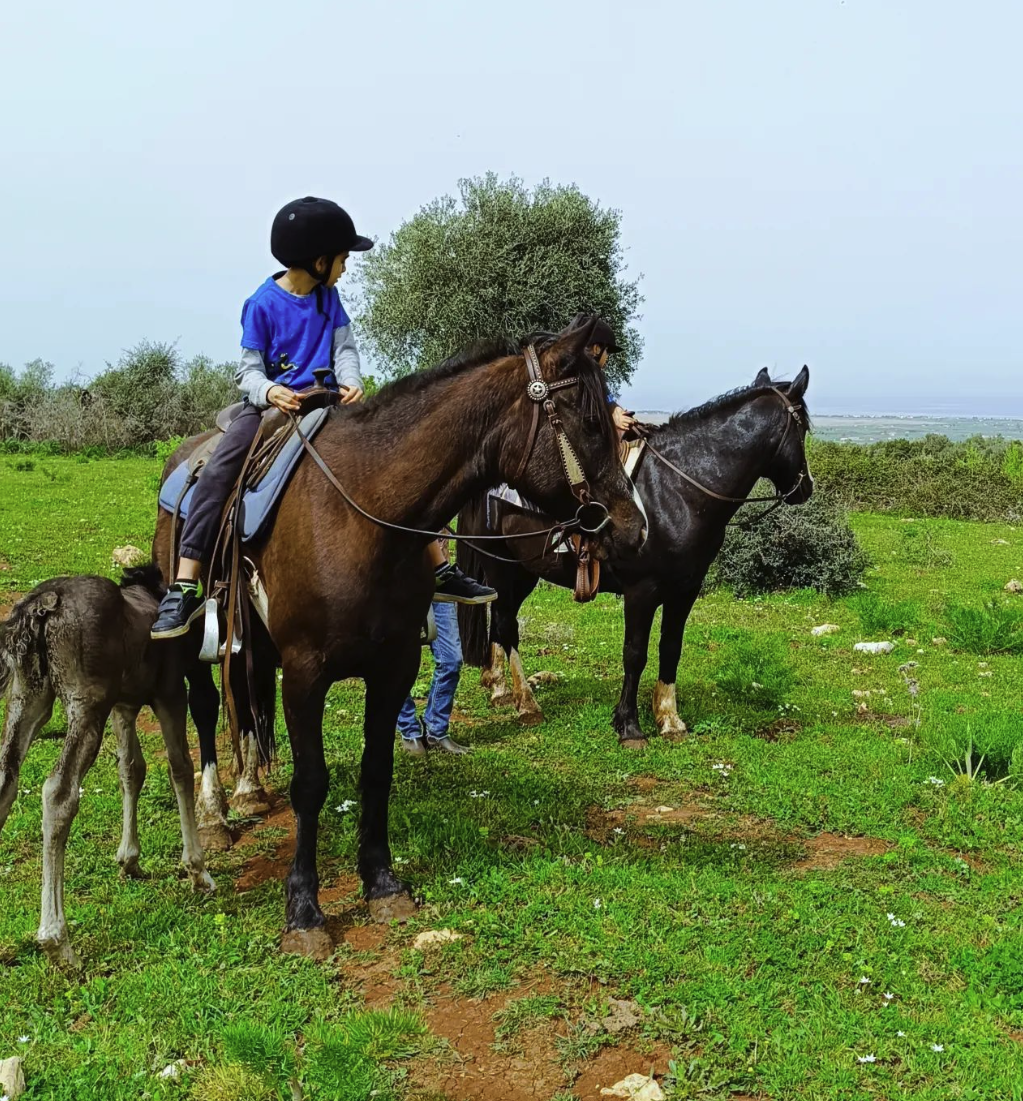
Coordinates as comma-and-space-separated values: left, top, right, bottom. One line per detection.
0, 675, 55, 833
508, 649, 543, 725
480, 642, 512, 705
152, 691, 215, 894
38, 702, 106, 969
189, 665, 232, 852
112, 705, 147, 878
230, 732, 272, 817
226, 638, 273, 819
652, 593, 696, 738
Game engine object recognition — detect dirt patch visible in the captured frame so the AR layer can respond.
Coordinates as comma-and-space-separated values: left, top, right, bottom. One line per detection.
341, 940, 403, 1009
414, 991, 567, 1101
791, 833, 892, 872
627, 776, 662, 793
573, 1043, 672, 1100
1007, 1030, 1023, 1043
855, 710, 911, 729
234, 800, 295, 891
754, 720, 801, 742
0, 590, 26, 618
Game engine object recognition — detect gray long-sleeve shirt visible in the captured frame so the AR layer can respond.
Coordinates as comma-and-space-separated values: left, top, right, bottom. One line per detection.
235, 324, 364, 409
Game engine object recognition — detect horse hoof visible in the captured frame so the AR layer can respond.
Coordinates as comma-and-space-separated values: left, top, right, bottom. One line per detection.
281, 926, 334, 960
619, 737, 649, 751
118, 860, 150, 881
368, 892, 418, 924
39, 936, 82, 971
490, 689, 514, 707
229, 792, 271, 818
190, 869, 217, 895
198, 824, 234, 852
516, 708, 544, 727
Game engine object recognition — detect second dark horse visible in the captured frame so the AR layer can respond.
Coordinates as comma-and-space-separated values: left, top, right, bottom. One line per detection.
457, 367, 813, 745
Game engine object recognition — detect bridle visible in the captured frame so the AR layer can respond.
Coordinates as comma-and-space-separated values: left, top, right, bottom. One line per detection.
288, 345, 613, 597
645, 386, 809, 528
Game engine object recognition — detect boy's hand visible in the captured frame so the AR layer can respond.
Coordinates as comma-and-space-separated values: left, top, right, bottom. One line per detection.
612, 405, 637, 432
267, 384, 301, 413
339, 385, 365, 404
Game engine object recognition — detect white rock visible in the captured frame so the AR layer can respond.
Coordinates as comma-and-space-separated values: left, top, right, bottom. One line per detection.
811, 624, 840, 637
413, 929, 464, 949
1004, 579, 1023, 594
157, 1060, 188, 1080
932, 637, 947, 646
527, 670, 563, 687
0, 1057, 26, 1099
600, 1074, 665, 1100
112, 544, 147, 567
854, 642, 895, 655
851, 690, 871, 699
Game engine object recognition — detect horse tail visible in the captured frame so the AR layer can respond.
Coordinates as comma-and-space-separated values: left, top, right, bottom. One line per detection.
455, 494, 492, 668
0, 589, 55, 703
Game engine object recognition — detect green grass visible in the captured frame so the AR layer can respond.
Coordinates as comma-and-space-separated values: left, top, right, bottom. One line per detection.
3, 462, 1023, 1098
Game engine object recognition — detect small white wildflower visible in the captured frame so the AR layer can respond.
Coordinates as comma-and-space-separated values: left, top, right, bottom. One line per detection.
613, 827, 625, 836
858, 976, 871, 985
884, 992, 894, 1002
931, 1043, 944, 1053
897, 1031, 906, 1037
78, 786, 86, 795
94, 787, 102, 793
448, 877, 464, 885
593, 898, 602, 909
18, 1034, 30, 1043
394, 857, 408, 865
925, 776, 945, 787
857, 1054, 877, 1063
469, 789, 490, 799
533, 799, 540, 806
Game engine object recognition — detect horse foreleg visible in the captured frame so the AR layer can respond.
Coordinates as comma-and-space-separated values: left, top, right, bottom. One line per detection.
112, 705, 147, 878
0, 677, 54, 833
153, 690, 215, 894
362, 648, 419, 924
189, 666, 232, 852
38, 703, 105, 969
653, 591, 698, 738
280, 664, 333, 957
612, 582, 661, 748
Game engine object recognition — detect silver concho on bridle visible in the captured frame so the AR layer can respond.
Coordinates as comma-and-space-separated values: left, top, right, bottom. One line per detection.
527, 379, 549, 402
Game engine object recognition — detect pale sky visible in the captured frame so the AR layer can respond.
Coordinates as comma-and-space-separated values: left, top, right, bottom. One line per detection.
2, 0, 1020, 415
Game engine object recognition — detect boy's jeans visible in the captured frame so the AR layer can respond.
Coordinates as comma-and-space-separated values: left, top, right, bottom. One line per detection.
398, 601, 463, 739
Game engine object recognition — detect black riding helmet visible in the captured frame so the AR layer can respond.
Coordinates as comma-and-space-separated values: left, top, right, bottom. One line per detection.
270, 197, 373, 283
569, 312, 621, 355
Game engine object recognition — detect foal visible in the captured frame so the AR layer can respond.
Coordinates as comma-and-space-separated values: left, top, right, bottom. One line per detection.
0, 566, 214, 968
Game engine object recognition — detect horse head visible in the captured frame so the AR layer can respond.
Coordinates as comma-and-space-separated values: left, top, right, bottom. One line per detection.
507, 315, 647, 559
756, 365, 813, 505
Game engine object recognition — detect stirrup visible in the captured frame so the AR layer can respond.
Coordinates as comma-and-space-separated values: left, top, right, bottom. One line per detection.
198, 598, 242, 663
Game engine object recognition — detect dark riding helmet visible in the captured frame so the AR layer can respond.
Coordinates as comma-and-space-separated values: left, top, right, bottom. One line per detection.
569, 312, 621, 355
270, 197, 373, 281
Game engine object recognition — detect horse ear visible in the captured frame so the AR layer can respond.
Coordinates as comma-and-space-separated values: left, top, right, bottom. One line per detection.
788, 365, 810, 400
542, 315, 599, 372
754, 367, 771, 387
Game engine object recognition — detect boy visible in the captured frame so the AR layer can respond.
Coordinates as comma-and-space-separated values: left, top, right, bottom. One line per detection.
152, 196, 492, 639
397, 539, 469, 756
582, 317, 638, 439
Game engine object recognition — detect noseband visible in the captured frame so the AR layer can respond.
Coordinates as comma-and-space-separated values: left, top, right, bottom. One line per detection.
646, 386, 809, 527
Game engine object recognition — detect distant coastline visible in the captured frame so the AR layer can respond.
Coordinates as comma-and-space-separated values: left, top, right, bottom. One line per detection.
634, 412, 1023, 444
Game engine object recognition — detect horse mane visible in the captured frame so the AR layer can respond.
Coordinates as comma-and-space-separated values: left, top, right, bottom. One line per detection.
346, 334, 617, 453
660, 381, 812, 433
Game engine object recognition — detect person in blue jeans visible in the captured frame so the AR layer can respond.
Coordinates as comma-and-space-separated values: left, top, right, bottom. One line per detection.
398, 544, 469, 755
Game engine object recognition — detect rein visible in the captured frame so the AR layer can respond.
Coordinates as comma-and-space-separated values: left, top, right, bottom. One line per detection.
645, 386, 808, 528
287, 346, 610, 597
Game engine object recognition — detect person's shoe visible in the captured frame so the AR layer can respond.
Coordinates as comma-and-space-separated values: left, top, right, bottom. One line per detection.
400, 734, 428, 757
434, 564, 497, 605
150, 584, 205, 640
426, 733, 470, 755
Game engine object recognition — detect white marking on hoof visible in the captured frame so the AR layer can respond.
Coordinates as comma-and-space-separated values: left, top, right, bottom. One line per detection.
230, 734, 271, 816
652, 680, 687, 737
481, 643, 513, 705
509, 649, 543, 724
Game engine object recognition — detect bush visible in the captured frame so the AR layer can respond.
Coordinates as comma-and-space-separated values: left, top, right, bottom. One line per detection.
852, 592, 921, 636
808, 435, 1023, 522
712, 633, 796, 711
898, 522, 954, 569
923, 713, 1023, 782
710, 493, 870, 597
945, 599, 1023, 655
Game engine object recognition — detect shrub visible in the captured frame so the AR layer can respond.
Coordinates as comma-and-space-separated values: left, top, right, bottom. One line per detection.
922, 714, 1023, 782
712, 633, 796, 711
851, 592, 921, 636
898, 522, 954, 569
710, 492, 870, 597
945, 600, 1023, 655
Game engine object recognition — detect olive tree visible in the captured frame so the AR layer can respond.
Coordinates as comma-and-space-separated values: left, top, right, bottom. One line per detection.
353, 173, 643, 389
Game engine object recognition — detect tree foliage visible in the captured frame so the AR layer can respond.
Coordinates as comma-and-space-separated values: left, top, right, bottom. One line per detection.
354, 173, 643, 388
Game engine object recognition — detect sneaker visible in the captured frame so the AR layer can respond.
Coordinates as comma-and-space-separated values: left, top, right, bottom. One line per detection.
150, 585, 205, 640
434, 564, 497, 605
426, 733, 470, 755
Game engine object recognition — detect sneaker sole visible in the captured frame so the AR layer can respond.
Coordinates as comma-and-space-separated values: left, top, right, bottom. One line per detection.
433, 591, 498, 605
150, 604, 206, 640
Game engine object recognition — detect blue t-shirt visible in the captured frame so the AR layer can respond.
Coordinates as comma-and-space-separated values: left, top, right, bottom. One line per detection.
240, 276, 351, 392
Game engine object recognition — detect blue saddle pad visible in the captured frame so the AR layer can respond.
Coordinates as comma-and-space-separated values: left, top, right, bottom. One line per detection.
158, 406, 329, 544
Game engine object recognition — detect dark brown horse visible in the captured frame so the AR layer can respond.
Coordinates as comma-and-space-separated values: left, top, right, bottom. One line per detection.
153, 318, 647, 953
456, 367, 813, 745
